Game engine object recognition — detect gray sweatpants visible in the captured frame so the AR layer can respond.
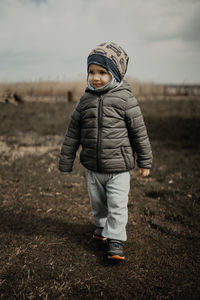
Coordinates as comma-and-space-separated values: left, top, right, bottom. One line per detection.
87, 170, 130, 241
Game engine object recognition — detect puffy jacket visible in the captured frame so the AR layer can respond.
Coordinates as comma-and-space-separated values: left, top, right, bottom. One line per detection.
59, 81, 152, 173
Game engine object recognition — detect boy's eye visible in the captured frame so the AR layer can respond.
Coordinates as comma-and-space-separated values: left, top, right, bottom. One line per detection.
89, 70, 94, 74
100, 71, 106, 75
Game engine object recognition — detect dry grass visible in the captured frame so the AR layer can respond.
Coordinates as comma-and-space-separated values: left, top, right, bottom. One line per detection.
0, 81, 86, 103
0, 99, 200, 299
1, 79, 199, 104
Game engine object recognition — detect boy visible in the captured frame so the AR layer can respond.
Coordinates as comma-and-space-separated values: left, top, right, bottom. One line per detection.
59, 42, 152, 260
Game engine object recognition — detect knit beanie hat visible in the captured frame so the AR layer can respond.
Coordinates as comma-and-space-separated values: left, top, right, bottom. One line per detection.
87, 42, 129, 82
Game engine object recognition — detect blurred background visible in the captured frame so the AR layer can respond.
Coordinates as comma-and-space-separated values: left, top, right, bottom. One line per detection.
0, 0, 200, 84
0, 0, 200, 103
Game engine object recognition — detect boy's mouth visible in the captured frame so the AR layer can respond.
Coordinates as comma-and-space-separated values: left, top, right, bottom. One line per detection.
92, 83, 102, 88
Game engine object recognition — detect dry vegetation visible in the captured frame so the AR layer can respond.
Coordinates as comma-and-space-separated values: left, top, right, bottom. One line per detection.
1, 79, 199, 104
0, 82, 200, 299
0, 81, 86, 103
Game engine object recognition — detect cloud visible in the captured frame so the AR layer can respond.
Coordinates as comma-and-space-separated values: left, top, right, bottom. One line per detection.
0, 0, 199, 83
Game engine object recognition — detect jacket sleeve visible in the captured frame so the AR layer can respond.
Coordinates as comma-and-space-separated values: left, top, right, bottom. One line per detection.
59, 105, 81, 172
125, 95, 153, 169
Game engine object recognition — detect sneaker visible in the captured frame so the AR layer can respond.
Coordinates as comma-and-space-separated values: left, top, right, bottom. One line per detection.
93, 227, 107, 241
107, 239, 125, 260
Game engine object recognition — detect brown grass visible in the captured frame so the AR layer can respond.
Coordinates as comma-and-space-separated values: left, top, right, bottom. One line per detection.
1, 79, 199, 104
0, 81, 86, 102
0, 97, 200, 299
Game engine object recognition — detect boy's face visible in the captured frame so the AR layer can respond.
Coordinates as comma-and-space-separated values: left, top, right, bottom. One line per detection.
88, 64, 112, 89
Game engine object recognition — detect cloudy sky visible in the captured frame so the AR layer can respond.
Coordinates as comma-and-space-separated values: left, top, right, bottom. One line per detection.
0, 0, 200, 83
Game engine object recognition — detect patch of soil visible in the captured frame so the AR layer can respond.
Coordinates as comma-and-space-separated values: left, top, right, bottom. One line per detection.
0, 100, 200, 299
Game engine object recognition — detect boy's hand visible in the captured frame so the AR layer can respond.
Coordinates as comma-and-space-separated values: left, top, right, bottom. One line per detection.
138, 168, 150, 178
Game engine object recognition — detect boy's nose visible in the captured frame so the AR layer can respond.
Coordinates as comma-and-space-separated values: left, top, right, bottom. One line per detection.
93, 74, 100, 81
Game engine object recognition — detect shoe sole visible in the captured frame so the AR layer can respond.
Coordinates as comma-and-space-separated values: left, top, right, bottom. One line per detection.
107, 255, 125, 260
93, 235, 107, 241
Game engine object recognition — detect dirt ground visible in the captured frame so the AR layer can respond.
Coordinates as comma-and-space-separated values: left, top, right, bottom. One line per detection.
0, 98, 200, 299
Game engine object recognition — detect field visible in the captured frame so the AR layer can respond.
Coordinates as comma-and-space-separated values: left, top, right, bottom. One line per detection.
0, 92, 200, 299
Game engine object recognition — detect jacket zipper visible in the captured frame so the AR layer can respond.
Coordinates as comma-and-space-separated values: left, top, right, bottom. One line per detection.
97, 96, 103, 171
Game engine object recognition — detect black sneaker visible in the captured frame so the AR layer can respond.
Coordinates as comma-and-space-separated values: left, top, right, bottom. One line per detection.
107, 239, 125, 260
93, 227, 107, 241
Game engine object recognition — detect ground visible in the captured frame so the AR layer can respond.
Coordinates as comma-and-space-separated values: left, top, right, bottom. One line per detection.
0, 99, 200, 299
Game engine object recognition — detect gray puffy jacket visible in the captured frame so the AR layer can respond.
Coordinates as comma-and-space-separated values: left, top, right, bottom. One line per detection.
59, 81, 152, 173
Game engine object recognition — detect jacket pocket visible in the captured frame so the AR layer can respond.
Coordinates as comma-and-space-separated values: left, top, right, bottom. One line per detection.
121, 147, 134, 169
121, 147, 129, 169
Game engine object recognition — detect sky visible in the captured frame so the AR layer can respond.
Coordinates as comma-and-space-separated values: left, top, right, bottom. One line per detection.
0, 0, 200, 84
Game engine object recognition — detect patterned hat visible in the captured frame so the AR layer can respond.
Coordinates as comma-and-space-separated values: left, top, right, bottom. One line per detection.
87, 42, 129, 82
